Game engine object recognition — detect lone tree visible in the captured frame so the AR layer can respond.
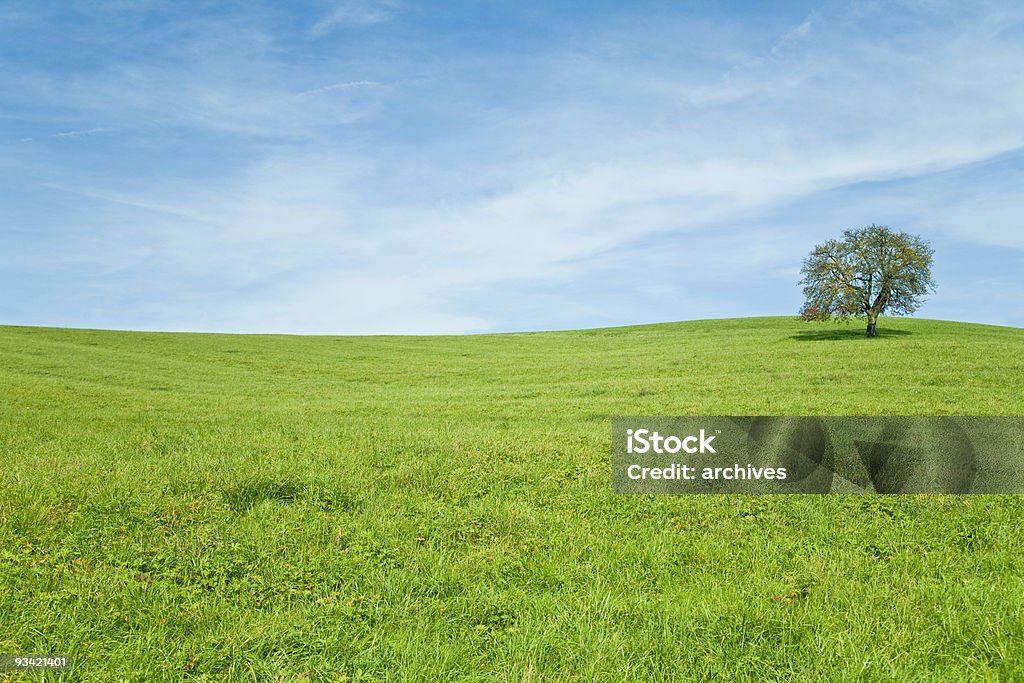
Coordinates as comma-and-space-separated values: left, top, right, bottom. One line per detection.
799, 224, 935, 337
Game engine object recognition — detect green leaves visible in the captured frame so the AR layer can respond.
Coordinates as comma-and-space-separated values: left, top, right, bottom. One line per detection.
800, 224, 936, 332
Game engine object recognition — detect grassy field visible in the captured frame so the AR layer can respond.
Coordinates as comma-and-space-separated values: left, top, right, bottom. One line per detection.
1, 316, 1023, 681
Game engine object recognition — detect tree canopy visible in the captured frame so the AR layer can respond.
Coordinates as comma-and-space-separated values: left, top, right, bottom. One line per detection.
799, 225, 935, 337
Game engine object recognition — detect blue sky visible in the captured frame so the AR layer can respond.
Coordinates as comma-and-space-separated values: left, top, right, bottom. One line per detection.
2, 0, 1022, 334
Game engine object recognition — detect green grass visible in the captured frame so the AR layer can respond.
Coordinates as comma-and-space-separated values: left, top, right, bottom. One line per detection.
1, 316, 1022, 681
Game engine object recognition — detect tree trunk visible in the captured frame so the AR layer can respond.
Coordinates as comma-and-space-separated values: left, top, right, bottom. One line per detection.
867, 292, 888, 338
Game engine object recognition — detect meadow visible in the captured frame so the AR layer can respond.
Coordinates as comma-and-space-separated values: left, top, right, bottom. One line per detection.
1, 316, 1023, 681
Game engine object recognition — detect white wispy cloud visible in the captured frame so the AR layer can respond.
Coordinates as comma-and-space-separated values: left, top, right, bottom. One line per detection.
772, 17, 813, 55
309, 1, 396, 36
300, 80, 382, 95
53, 127, 110, 138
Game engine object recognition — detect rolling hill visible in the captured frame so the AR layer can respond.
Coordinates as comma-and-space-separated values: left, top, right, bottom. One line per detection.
1, 317, 1022, 681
